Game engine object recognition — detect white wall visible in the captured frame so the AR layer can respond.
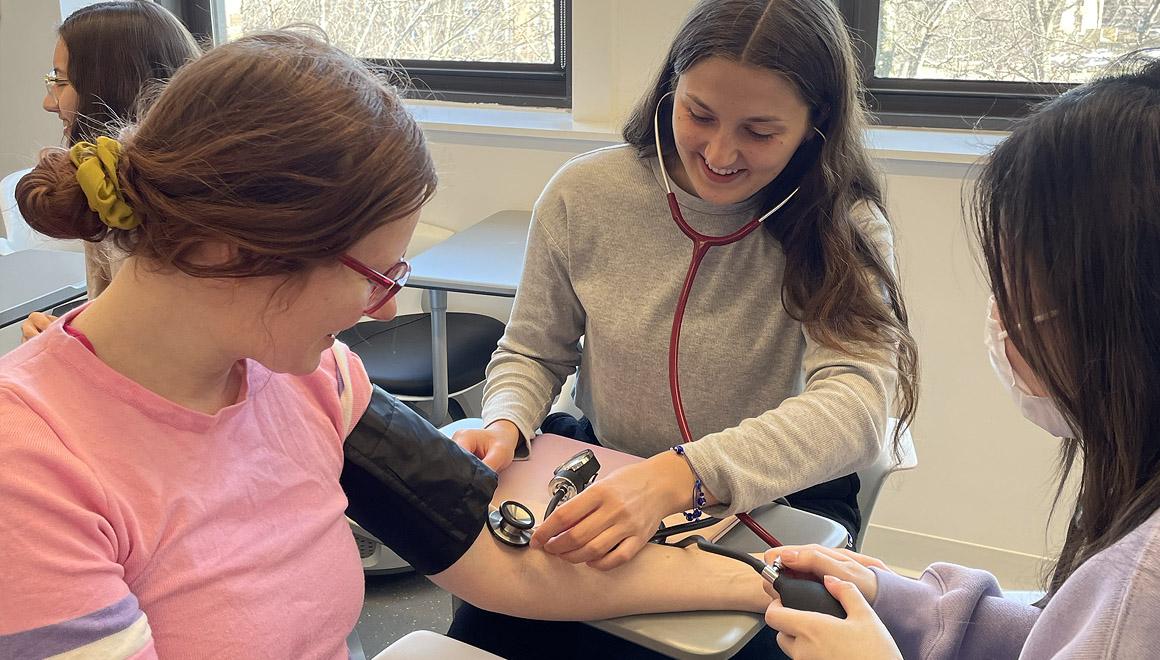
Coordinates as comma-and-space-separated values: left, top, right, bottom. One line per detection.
867, 162, 1071, 586
571, 0, 692, 126
0, 0, 64, 176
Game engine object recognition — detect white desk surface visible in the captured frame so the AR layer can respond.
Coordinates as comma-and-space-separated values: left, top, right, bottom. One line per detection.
0, 249, 86, 328
407, 210, 532, 297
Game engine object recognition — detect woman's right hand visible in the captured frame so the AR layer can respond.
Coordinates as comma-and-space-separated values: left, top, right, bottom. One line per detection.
21, 312, 58, 342
453, 420, 521, 472
764, 544, 886, 603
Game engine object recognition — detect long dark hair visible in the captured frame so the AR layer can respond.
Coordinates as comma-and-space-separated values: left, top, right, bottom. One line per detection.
974, 53, 1160, 600
58, 0, 201, 145
623, 0, 918, 452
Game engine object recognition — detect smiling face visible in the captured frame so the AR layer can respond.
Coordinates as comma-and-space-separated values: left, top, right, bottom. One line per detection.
252, 211, 420, 375
43, 38, 79, 136
667, 56, 814, 206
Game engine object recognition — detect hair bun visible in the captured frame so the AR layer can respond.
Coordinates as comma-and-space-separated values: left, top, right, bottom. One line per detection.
15, 148, 107, 241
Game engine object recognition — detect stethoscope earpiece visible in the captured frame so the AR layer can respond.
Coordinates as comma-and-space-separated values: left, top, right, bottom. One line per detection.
488, 499, 535, 547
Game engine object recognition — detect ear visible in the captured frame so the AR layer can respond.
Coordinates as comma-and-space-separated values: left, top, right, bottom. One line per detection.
811, 104, 832, 138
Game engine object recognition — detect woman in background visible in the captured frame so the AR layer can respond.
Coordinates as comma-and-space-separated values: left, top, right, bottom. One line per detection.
20, 0, 199, 340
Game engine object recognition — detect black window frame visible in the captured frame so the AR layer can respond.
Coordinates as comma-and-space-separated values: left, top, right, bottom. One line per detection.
169, 0, 571, 108
837, 0, 1076, 129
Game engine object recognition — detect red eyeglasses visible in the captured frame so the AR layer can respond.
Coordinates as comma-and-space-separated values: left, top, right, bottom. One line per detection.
338, 254, 411, 315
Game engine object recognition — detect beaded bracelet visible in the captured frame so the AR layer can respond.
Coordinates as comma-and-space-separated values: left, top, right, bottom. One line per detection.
671, 444, 706, 521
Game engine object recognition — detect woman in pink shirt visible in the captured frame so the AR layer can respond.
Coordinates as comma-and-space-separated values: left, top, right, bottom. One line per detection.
0, 30, 769, 659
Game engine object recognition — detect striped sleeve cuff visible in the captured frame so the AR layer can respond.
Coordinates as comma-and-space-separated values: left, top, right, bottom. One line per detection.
0, 594, 155, 660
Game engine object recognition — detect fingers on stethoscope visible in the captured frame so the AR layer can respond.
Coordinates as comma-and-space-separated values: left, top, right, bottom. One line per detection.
532, 494, 596, 547
541, 505, 620, 556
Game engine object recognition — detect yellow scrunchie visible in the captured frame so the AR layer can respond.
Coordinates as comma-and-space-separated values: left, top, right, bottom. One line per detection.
69, 136, 139, 230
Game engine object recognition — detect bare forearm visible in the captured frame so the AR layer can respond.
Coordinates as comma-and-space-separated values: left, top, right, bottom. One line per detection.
431, 531, 768, 620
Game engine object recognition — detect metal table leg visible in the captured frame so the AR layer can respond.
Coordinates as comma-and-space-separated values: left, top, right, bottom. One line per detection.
428, 289, 449, 426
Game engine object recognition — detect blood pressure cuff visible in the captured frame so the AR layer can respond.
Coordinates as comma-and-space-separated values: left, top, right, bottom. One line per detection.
341, 385, 498, 575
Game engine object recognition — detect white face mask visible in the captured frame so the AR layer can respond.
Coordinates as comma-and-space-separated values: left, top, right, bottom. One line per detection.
984, 296, 1073, 438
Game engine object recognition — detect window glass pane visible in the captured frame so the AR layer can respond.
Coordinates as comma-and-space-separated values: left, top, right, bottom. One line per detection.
875, 0, 1160, 83
221, 0, 556, 64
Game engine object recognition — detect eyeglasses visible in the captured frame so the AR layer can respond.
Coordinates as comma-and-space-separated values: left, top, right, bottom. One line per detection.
339, 254, 410, 315
44, 71, 70, 94
44, 71, 71, 106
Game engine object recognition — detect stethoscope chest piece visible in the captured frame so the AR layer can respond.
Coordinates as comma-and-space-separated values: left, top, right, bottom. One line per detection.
488, 499, 535, 547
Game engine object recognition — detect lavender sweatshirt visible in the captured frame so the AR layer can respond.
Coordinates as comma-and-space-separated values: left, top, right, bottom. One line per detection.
871, 508, 1160, 658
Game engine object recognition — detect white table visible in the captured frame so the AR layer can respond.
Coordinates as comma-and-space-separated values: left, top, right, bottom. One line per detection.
0, 249, 86, 329
406, 210, 532, 425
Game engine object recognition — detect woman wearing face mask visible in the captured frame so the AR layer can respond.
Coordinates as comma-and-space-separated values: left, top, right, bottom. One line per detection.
760, 54, 1160, 659
19, 0, 199, 342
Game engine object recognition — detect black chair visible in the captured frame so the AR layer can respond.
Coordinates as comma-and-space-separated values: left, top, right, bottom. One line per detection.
337, 312, 505, 422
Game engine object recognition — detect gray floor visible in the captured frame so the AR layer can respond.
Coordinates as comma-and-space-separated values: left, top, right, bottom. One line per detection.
356, 571, 455, 657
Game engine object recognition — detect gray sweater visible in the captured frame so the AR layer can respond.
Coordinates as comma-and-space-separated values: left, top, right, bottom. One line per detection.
481, 144, 898, 514
872, 507, 1160, 658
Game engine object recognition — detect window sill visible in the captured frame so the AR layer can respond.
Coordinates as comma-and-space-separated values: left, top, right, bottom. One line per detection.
407, 101, 620, 144
864, 127, 1005, 165
407, 101, 1007, 166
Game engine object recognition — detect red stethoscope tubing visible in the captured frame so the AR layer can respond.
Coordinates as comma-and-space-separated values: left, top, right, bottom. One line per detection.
663, 193, 783, 548
654, 91, 806, 548
665, 192, 762, 444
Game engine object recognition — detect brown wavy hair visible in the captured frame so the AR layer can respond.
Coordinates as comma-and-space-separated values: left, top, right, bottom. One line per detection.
18, 29, 437, 279
57, 1, 201, 145
623, 0, 918, 452
975, 54, 1160, 601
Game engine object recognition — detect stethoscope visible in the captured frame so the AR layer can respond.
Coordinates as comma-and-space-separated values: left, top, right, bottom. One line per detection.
489, 96, 826, 549
654, 92, 825, 547
484, 103, 846, 615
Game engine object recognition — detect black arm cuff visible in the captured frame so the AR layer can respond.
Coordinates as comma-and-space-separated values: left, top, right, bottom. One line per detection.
341, 386, 498, 575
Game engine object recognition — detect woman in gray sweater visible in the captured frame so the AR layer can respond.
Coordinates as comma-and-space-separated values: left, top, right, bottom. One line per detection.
451, 1, 918, 657
762, 55, 1160, 659
455, 0, 918, 562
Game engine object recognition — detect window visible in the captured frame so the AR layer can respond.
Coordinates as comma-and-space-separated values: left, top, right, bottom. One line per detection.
839, 1, 1160, 128
175, 0, 571, 107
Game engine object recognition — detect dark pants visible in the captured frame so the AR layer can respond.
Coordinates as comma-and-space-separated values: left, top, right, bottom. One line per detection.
448, 604, 788, 660
448, 414, 859, 659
